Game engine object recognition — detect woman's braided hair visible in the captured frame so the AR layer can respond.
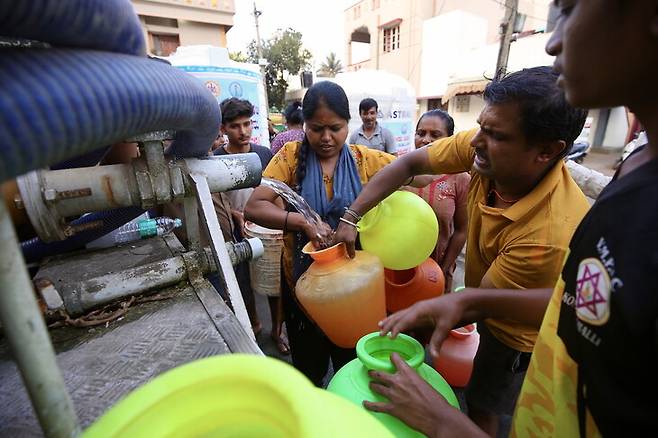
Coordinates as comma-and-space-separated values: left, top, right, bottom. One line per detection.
294, 134, 310, 193
294, 81, 351, 193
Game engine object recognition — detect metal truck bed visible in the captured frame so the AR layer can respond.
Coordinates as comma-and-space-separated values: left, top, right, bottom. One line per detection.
0, 235, 258, 436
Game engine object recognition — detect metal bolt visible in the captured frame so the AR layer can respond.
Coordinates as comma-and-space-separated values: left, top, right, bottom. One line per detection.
34, 278, 64, 310
63, 220, 104, 237
13, 194, 24, 210
43, 188, 57, 201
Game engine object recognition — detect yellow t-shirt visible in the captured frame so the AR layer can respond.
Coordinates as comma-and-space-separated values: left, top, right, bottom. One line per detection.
426, 129, 590, 351
511, 276, 601, 437
263, 141, 395, 287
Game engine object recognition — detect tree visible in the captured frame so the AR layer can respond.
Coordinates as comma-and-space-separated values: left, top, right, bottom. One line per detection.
229, 51, 248, 63
248, 28, 312, 110
317, 52, 343, 78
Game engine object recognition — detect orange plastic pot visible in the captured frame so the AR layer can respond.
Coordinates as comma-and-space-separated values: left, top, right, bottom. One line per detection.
384, 257, 445, 313
295, 242, 386, 348
432, 323, 480, 387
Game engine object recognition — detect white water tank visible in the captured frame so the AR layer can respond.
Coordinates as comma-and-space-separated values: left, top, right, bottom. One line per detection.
166, 45, 270, 147
330, 70, 416, 155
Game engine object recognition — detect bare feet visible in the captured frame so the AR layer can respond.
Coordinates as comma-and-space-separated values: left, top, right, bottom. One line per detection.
251, 322, 263, 337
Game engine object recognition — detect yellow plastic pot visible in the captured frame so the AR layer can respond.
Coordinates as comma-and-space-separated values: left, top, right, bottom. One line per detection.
84, 354, 393, 438
359, 191, 438, 270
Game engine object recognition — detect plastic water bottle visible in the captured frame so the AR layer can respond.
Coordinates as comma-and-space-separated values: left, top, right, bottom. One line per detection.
114, 217, 183, 244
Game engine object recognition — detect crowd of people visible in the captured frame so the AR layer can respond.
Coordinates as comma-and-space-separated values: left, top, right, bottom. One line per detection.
211, 1, 657, 435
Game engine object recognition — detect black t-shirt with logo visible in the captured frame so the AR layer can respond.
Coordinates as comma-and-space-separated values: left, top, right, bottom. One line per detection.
557, 156, 658, 436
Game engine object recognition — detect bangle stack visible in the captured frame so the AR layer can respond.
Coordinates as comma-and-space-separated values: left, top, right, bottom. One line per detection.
344, 207, 362, 222
340, 208, 362, 229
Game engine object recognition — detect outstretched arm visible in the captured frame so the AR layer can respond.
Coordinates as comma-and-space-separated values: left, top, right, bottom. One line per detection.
333, 147, 434, 256
379, 286, 553, 358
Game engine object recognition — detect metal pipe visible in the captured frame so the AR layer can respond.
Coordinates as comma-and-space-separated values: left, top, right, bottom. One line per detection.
16, 154, 263, 243
0, 197, 80, 437
142, 140, 172, 204
54, 240, 262, 316
184, 154, 262, 193
63, 255, 192, 316
42, 164, 139, 217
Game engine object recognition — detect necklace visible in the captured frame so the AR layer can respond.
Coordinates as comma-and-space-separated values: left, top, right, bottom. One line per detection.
488, 188, 521, 204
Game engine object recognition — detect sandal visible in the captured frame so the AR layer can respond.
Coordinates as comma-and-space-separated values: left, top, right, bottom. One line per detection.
271, 333, 290, 355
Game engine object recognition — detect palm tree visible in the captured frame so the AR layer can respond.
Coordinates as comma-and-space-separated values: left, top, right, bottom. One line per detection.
317, 52, 344, 78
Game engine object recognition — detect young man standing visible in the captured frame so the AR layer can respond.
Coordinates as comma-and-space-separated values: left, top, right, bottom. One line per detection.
213, 97, 289, 354
214, 97, 273, 230
335, 66, 591, 435
357, 1, 658, 436
348, 98, 397, 154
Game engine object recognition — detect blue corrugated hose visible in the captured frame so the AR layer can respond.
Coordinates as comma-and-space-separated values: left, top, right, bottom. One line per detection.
0, 0, 146, 55
2, 0, 222, 260
21, 207, 146, 263
0, 49, 220, 182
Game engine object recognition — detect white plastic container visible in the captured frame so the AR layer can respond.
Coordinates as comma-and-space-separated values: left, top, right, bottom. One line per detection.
330, 70, 417, 155
166, 45, 270, 148
244, 222, 283, 297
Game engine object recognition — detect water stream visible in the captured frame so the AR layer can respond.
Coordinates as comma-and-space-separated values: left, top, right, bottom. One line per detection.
261, 178, 323, 229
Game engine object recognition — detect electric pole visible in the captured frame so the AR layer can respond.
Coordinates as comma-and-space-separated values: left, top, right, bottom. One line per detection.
495, 0, 518, 77
252, 2, 269, 111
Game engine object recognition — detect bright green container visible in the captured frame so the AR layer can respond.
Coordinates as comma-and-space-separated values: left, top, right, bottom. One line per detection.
327, 332, 460, 437
84, 354, 393, 438
358, 191, 438, 270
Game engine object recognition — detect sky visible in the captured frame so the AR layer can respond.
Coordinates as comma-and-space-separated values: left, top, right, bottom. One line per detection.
226, 0, 350, 69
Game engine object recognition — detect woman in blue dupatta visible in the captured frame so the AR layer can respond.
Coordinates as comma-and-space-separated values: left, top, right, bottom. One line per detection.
245, 82, 396, 386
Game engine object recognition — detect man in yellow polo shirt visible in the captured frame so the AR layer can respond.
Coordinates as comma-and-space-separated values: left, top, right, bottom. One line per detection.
335, 65, 590, 435
334, 1, 658, 436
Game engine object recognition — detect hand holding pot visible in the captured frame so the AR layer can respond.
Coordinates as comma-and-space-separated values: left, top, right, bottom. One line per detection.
378, 293, 467, 359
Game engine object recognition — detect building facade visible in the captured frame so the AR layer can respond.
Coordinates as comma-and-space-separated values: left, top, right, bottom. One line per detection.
344, 0, 551, 97
131, 0, 235, 56
343, 0, 627, 150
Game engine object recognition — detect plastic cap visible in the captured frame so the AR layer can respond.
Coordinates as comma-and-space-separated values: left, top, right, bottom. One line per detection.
246, 237, 264, 260
174, 218, 183, 228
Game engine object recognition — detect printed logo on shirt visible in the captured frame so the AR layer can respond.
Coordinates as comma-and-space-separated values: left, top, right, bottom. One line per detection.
575, 257, 611, 326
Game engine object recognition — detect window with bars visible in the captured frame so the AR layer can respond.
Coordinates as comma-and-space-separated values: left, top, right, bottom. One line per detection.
428, 99, 447, 111
353, 5, 361, 19
371, 0, 380, 10
383, 25, 400, 53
